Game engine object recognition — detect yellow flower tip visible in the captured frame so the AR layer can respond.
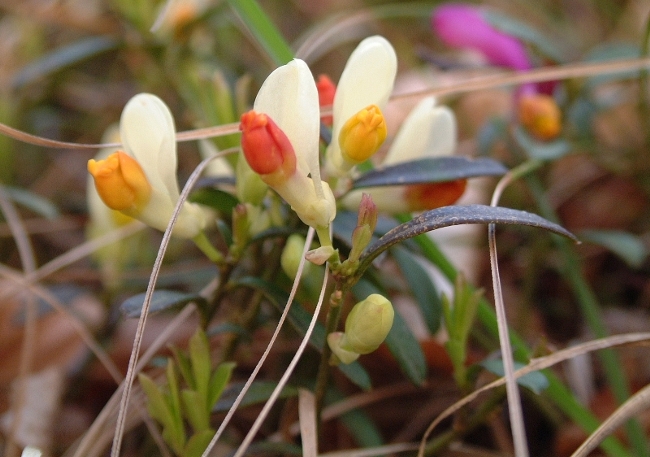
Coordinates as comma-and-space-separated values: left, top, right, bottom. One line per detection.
338, 104, 387, 164
404, 180, 467, 212
87, 151, 152, 213
518, 94, 562, 141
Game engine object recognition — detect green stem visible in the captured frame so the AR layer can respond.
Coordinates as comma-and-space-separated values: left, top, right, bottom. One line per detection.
526, 175, 648, 457
193, 232, 224, 263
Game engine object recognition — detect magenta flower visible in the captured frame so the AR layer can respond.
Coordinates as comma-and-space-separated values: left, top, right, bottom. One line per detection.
431, 3, 531, 72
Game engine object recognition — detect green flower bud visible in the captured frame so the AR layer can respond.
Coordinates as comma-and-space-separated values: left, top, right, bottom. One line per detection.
343, 294, 394, 354
281, 234, 309, 279
327, 332, 360, 364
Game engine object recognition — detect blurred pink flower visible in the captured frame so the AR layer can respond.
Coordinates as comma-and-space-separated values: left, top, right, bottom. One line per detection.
431, 3, 531, 72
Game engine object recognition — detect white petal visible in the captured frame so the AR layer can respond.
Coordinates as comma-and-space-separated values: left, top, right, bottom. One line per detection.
329, 36, 397, 160
384, 97, 456, 165
120, 93, 180, 201
254, 59, 322, 190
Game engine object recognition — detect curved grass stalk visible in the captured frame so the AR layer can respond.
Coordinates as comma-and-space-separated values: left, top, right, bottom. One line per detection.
110, 151, 233, 457
418, 332, 650, 456
572, 382, 650, 457
200, 226, 316, 457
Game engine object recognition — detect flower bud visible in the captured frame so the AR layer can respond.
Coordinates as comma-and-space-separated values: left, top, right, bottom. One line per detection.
327, 332, 360, 364
87, 151, 152, 214
281, 234, 309, 279
343, 294, 394, 354
317, 74, 336, 125
339, 105, 387, 164
239, 111, 297, 185
518, 94, 562, 141
305, 245, 336, 265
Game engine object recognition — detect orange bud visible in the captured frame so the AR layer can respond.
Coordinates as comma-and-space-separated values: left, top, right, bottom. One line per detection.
239, 111, 297, 184
404, 180, 467, 212
316, 74, 336, 125
339, 104, 387, 164
518, 94, 562, 141
88, 151, 152, 213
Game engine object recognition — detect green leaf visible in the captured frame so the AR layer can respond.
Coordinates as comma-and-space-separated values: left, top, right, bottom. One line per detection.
189, 187, 239, 214
391, 247, 442, 333
13, 36, 119, 88
172, 346, 194, 392
580, 229, 648, 268
226, 0, 293, 66
483, 10, 566, 62
208, 362, 236, 409
181, 389, 209, 432
214, 381, 298, 412
513, 127, 571, 161
4, 186, 59, 219
481, 359, 550, 395
232, 276, 372, 390
189, 329, 211, 407
184, 430, 216, 457
384, 307, 428, 385
121, 290, 207, 318
358, 205, 578, 276
351, 157, 507, 189
138, 373, 175, 427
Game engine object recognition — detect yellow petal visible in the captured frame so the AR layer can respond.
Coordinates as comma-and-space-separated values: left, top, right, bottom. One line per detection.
338, 104, 387, 164
88, 151, 152, 213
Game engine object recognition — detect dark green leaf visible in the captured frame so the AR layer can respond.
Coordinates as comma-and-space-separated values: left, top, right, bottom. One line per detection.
121, 290, 207, 318
232, 277, 372, 390
189, 187, 239, 214
214, 381, 298, 412
13, 36, 119, 88
481, 359, 549, 394
580, 229, 648, 268
351, 157, 507, 189
392, 247, 442, 333
514, 127, 571, 161
358, 205, 578, 275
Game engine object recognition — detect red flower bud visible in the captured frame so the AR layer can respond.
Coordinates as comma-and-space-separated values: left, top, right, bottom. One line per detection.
317, 74, 336, 125
239, 111, 297, 182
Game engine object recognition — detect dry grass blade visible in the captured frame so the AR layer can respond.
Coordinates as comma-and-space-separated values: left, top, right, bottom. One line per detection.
571, 382, 650, 456
299, 389, 318, 457
418, 332, 650, 455
110, 151, 232, 457
319, 442, 420, 457
201, 227, 316, 456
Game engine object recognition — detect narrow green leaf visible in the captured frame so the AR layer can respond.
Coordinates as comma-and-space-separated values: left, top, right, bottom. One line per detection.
184, 430, 217, 457
214, 381, 298, 412
208, 362, 236, 408
391, 247, 442, 333
226, 0, 293, 66
171, 346, 194, 391
181, 389, 209, 432
13, 36, 119, 88
580, 229, 648, 268
351, 157, 507, 189
121, 290, 207, 318
4, 186, 59, 219
189, 187, 239, 214
232, 276, 372, 390
384, 307, 428, 385
189, 329, 211, 408
138, 373, 174, 427
358, 205, 578, 275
